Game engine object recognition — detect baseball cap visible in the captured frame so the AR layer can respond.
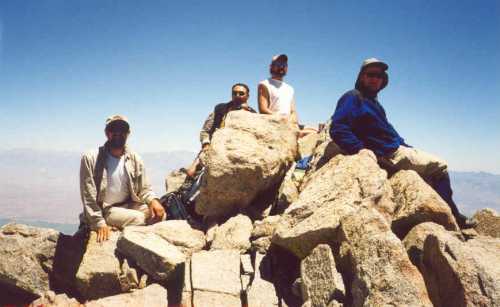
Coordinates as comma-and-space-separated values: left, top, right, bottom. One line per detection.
361, 58, 388, 71
271, 54, 288, 64
105, 115, 130, 131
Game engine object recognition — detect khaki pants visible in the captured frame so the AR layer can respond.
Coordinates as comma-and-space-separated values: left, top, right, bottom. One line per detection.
104, 202, 163, 229
380, 145, 448, 181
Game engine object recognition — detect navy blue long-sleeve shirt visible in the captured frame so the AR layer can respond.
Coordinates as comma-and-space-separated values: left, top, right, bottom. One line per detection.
330, 90, 407, 156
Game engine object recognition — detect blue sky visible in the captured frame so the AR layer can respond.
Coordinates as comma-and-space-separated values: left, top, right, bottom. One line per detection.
0, 1, 499, 173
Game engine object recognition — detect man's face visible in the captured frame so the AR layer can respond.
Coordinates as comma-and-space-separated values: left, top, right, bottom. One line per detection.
105, 122, 129, 149
270, 60, 288, 77
231, 85, 249, 105
359, 65, 385, 94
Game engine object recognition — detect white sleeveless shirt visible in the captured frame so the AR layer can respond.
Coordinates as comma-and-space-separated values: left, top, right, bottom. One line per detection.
259, 78, 294, 116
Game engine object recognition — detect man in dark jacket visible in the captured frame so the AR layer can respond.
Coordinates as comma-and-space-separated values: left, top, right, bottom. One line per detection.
330, 58, 475, 228
185, 83, 256, 177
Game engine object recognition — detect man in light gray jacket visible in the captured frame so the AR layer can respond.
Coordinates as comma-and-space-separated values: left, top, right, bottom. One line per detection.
80, 115, 165, 242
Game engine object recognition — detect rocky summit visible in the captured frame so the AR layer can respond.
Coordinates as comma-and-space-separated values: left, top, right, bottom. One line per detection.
1, 112, 499, 306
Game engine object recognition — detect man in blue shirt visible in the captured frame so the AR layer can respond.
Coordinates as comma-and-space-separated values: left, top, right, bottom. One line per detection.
330, 58, 475, 229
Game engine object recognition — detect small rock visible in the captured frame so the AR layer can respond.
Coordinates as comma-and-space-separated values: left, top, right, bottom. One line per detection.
211, 214, 253, 253
252, 215, 281, 239
473, 208, 500, 238
76, 231, 122, 300
85, 283, 168, 307
241, 254, 254, 275
275, 163, 300, 212
152, 220, 206, 256
117, 227, 185, 281
165, 169, 188, 194
298, 132, 321, 158
251, 236, 272, 254
29, 291, 81, 307
191, 250, 242, 306
422, 231, 500, 306
300, 244, 345, 306
389, 170, 459, 238
247, 253, 280, 306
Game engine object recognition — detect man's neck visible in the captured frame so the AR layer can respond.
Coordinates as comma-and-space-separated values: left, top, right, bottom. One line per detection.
109, 147, 125, 158
271, 75, 284, 81
360, 90, 378, 100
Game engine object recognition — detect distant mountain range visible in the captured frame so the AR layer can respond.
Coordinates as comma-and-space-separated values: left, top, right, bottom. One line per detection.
0, 148, 195, 229
0, 149, 498, 232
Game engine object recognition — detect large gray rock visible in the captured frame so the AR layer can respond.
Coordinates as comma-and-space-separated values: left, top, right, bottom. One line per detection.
338, 204, 432, 307
191, 250, 242, 306
273, 150, 393, 259
473, 208, 500, 238
389, 170, 459, 238
0, 223, 59, 298
211, 214, 253, 253
85, 283, 168, 307
196, 111, 298, 217
75, 231, 123, 300
300, 244, 345, 307
117, 227, 185, 281
422, 231, 500, 306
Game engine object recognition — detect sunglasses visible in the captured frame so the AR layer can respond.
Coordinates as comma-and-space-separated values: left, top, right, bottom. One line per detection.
272, 62, 288, 68
232, 90, 247, 96
365, 72, 384, 79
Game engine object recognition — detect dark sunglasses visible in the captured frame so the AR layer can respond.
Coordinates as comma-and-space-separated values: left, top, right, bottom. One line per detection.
272, 62, 287, 68
109, 128, 128, 134
365, 72, 384, 79
232, 90, 247, 96
107, 123, 129, 134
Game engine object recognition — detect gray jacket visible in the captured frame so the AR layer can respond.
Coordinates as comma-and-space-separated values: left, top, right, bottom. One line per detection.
79, 144, 157, 230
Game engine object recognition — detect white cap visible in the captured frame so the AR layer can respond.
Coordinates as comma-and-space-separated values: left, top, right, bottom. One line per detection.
361, 58, 388, 71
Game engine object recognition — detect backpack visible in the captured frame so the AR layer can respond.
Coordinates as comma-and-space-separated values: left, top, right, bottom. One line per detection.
159, 168, 205, 221
159, 192, 191, 220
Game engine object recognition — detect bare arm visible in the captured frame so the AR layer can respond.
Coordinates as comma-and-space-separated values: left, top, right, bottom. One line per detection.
290, 98, 299, 125
258, 84, 274, 114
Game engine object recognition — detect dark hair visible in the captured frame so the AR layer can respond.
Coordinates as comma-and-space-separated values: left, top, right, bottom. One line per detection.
232, 83, 250, 94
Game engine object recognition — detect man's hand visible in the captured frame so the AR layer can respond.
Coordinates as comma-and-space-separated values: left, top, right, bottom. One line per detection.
240, 103, 251, 111
96, 225, 111, 243
149, 199, 166, 222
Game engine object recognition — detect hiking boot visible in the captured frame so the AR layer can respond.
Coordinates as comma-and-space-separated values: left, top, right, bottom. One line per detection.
455, 213, 477, 229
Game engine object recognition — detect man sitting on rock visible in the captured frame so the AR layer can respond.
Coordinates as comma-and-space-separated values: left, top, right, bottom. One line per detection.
329, 58, 475, 229
80, 115, 165, 242
258, 54, 317, 137
185, 83, 256, 178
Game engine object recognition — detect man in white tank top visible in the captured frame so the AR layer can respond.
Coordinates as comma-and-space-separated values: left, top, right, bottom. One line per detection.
258, 54, 299, 124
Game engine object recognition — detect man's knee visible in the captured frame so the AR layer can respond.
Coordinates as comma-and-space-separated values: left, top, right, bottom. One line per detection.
105, 207, 147, 228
